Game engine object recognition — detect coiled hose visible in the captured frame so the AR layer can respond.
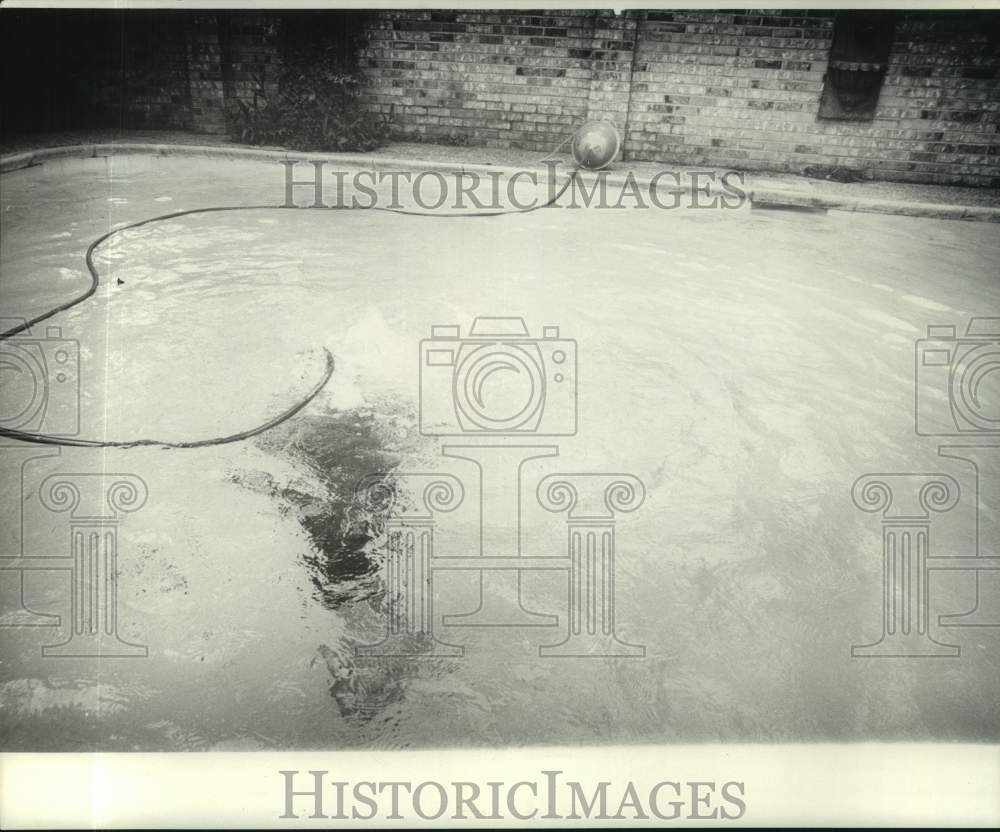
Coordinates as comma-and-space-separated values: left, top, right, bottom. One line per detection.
0, 170, 578, 449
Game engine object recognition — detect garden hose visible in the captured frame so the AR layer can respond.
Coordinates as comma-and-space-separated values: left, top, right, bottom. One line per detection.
0, 169, 579, 449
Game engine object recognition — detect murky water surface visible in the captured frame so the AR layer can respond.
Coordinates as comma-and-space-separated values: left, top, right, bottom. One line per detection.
1, 155, 998, 749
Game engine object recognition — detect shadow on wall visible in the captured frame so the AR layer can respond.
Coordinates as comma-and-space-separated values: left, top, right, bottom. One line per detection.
0, 8, 389, 147
1, 9, 195, 134
225, 11, 393, 152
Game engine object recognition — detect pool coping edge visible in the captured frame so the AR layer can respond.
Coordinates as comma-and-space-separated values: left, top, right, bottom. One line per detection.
2, 142, 998, 223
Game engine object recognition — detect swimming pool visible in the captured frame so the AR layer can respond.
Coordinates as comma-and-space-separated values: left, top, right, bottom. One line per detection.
1, 148, 998, 749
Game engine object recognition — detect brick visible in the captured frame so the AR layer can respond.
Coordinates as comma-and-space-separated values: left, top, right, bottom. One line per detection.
131, 8, 1000, 187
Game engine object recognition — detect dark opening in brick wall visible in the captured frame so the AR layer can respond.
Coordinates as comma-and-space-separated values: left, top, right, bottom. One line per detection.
818, 11, 896, 121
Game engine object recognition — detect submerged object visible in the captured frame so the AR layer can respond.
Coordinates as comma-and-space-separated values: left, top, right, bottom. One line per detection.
571, 120, 621, 170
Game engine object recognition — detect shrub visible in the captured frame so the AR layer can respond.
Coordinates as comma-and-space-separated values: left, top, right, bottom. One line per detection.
231, 46, 392, 152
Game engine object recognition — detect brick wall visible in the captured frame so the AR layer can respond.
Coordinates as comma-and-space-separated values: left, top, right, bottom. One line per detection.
12, 9, 992, 186
184, 13, 284, 134
357, 9, 1000, 187
882, 13, 999, 185
360, 11, 610, 149
113, 14, 193, 130
625, 10, 1000, 186
185, 15, 229, 134
626, 10, 837, 169
219, 12, 284, 126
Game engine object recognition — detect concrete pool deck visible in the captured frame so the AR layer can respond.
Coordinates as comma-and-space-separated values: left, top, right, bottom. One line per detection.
2, 131, 999, 222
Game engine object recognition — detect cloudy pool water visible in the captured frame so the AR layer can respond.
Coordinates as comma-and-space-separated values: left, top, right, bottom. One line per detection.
1, 153, 998, 750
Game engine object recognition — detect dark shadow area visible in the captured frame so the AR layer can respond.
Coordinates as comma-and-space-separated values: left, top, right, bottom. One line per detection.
2, 10, 194, 136
1, 9, 378, 141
